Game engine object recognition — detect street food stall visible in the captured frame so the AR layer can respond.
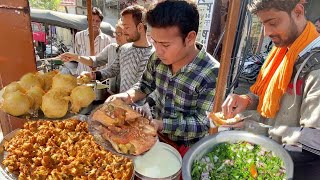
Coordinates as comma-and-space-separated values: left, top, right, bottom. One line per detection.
0, 0, 36, 137
30, 8, 115, 37
0, 0, 182, 179
0, 0, 298, 179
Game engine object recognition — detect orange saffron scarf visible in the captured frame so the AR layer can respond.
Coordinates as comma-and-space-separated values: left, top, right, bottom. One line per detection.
250, 21, 319, 118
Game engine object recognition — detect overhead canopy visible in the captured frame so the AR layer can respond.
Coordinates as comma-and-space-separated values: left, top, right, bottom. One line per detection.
30, 8, 115, 37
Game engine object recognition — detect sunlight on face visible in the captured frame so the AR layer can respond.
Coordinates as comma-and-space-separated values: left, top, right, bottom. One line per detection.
115, 27, 127, 46
92, 15, 102, 33
315, 20, 320, 33
150, 26, 189, 65
257, 9, 299, 47
122, 14, 140, 42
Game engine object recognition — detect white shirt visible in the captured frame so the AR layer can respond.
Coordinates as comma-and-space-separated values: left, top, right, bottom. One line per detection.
90, 43, 121, 93
74, 28, 112, 75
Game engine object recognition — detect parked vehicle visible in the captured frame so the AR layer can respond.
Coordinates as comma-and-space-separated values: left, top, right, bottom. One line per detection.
31, 22, 46, 43
44, 40, 69, 58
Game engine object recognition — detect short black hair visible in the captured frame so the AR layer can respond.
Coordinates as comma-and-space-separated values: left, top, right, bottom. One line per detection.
248, 0, 300, 14
315, 17, 320, 23
121, 5, 147, 31
146, 0, 199, 40
92, 7, 104, 21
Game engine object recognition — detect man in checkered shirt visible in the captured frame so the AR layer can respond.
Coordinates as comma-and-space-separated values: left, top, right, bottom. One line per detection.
107, 1, 220, 146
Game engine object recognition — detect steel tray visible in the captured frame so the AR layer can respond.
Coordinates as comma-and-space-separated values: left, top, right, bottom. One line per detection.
0, 129, 20, 180
88, 104, 158, 159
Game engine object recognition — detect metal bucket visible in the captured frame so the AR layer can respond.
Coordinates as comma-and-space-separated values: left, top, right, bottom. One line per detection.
134, 142, 182, 180
94, 83, 109, 101
85, 83, 109, 101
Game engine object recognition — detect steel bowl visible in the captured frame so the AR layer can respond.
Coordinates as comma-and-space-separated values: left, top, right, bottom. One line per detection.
85, 82, 110, 101
182, 131, 294, 180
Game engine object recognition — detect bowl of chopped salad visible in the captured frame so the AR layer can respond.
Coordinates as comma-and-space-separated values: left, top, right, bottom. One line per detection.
182, 131, 293, 180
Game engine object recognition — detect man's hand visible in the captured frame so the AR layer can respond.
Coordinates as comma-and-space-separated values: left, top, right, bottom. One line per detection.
150, 119, 164, 131
221, 94, 250, 119
105, 93, 131, 104
60, 52, 79, 62
221, 121, 245, 130
79, 71, 95, 80
77, 71, 94, 84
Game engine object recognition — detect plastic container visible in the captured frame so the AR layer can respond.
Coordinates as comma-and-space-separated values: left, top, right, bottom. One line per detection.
134, 142, 182, 180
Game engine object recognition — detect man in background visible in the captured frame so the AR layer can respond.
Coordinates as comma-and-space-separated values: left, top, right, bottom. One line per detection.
61, 5, 154, 93
61, 19, 127, 93
315, 17, 320, 33
74, 7, 112, 75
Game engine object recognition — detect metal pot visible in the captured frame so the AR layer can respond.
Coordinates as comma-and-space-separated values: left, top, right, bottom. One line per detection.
85, 83, 109, 101
182, 131, 294, 180
94, 83, 109, 101
134, 142, 182, 180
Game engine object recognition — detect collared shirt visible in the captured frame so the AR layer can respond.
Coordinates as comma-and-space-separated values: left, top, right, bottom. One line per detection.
132, 44, 220, 145
74, 28, 112, 75
299, 36, 320, 57
97, 43, 155, 92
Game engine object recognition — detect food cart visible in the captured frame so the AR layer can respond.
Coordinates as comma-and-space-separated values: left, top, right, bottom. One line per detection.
0, 0, 233, 178
0, 0, 300, 179
0, 0, 182, 179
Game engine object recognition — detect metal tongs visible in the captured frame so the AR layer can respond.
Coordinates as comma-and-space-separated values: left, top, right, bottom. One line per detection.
131, 103, 153, 120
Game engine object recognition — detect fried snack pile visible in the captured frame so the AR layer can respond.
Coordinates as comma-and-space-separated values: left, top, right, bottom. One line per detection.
70, 86, 96, 114
2, 119, 133, 180
1, 71, 95, 118
1, 91, 32, 116
26, 86, 45, 112
41, 89, 70, 118
37, 71, 59, 92
19, 73, 43, 91
77, 73, 92, 85
51, 74, 77, 94
2, 82, 25, 98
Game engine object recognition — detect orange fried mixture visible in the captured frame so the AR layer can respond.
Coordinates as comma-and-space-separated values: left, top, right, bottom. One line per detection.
2, 119, 133, 180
